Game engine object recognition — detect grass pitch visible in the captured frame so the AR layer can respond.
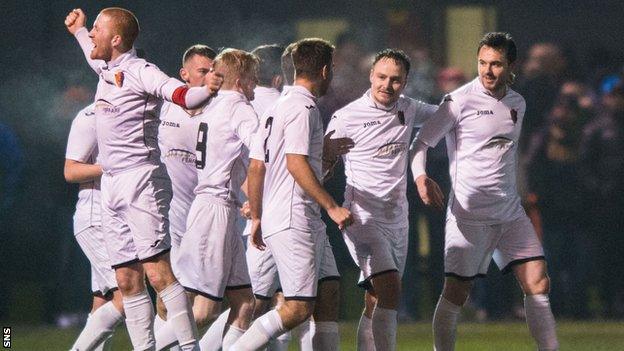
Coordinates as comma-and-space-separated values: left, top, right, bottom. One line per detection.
8, 321, 624, 350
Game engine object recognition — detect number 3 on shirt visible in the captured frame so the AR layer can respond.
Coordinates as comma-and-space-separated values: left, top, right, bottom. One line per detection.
195, 122, 208, 169
263, 117, 274, 163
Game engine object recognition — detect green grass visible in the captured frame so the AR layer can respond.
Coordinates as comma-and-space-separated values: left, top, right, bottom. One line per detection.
7, 321, 624, 350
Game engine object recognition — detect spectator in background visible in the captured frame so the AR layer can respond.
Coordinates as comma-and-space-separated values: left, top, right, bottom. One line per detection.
579, 77, 624, 318
516, 43, 569, 153
525, 81, 595, 318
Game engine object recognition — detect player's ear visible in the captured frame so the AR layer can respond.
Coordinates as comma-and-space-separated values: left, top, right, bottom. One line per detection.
180, 67, 189, 83
111, 34, 122, 49
321, 65, 329, 80
369, 68, 374, 84
272, 75, 283, 90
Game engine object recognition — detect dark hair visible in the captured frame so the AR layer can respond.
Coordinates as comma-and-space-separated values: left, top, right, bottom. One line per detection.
101, 7, 140, 51
477, 32, 517, 64
372, 49, 411, 75
182, 44, 217, 65
281, 42, 296, 85
251, 44, 284, 87
291, 38, 335, 80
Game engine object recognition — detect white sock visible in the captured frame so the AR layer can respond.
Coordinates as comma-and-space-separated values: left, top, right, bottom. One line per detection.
357, 314, 375, 351
72, 302, 124, 351
93, 334, 113, 351
160, 282, 199, 351
229, 310, 285, 351
199, 308, 230, 351
154, 314, 182, 351
293, 318, 312, 351
267, 330, 291, 351
222, 325, 245, 350
310, 321, 339, 351
524, 294, 559, 351
123, 290, 156, 351
372, 307, 397, 351
432, 296, 461, 351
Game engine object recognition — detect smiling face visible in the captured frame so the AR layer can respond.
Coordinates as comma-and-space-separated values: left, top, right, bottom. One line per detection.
477, 45, 514, 96
88, 12, 116, 61
369, 57, 408, 107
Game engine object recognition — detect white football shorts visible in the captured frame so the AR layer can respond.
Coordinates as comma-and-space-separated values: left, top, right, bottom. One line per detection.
444, 214, 545, 279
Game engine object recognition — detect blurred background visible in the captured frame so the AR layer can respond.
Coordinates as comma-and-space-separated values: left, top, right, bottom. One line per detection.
1, 0, 623, 328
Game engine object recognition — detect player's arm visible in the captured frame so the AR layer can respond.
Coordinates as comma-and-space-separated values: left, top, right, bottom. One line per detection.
286, 154, 352, 229
64, 9, 104, 74
322, 115, 354, 181
410, 98, 439, 128
64, 159, 103, 183
247, 158, 266, 249
140, 65, 223, 109
410, 98, 458, 210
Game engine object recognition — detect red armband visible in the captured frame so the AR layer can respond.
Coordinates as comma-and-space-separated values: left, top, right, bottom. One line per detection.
172, 86, 189, 109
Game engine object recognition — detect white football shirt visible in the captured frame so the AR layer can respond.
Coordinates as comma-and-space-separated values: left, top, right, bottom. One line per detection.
250, 85, 325, 237
250, 86, 281, 118
416, 78, 527, 224
65, 104, 101, 234
327, 90, 437, 227
194, 90, 259, 205
158, 101, 204, 235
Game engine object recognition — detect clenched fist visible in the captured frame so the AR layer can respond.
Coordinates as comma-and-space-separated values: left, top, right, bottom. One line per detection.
64, 8, 86, 35
204, 68, 224, 96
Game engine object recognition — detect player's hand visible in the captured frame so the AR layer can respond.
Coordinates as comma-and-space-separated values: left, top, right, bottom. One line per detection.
416, 174, 444, 210
327, 206, 353, 230
250, 219, 265, 250
204, 68, 224, 96
240, 201, 251, 219
65, 8, 86, 35
323, 130, 354, 160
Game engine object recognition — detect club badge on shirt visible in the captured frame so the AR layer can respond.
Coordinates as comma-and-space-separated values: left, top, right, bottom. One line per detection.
114, 71, 124, 88
510, 108, 518, 124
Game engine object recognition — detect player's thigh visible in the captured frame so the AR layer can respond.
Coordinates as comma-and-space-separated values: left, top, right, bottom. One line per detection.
494, 215, 546, 275
246, 239, 280, 300
178, 200, 237, 300
444, 217, 497, 279
123, 166, 172, 261
343, 221, 396, 278
266, 228, 321, 299
225, 230, 252, 292
75, 226, 118, 295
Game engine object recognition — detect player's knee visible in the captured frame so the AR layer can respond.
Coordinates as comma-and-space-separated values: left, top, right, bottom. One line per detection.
232, 294, 255, 319
523, 274, 550, 295
194, 310, 218, 329
442, 278, 473, 306
283, 300, 314, 326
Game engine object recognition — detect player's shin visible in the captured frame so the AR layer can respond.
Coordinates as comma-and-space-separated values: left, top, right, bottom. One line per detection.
432, 296, 461, 351
123, 290, 157, 350
71, 301, 124, 351
160, 282, 199, 350
524, 294, 559, 351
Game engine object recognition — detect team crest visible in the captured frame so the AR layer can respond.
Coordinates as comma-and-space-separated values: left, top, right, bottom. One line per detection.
397, 111, 405, 125
510, 109, 518, 124
114, 71, 124, 87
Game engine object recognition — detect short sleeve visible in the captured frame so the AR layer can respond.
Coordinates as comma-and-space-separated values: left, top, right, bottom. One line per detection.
65, 107, 97, 162
409, 99, 438, 129
415, 97, 461, 148
283, 107, 312, 156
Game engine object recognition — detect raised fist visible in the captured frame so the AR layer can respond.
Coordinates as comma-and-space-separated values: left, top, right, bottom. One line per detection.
65, 8, 86, 35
